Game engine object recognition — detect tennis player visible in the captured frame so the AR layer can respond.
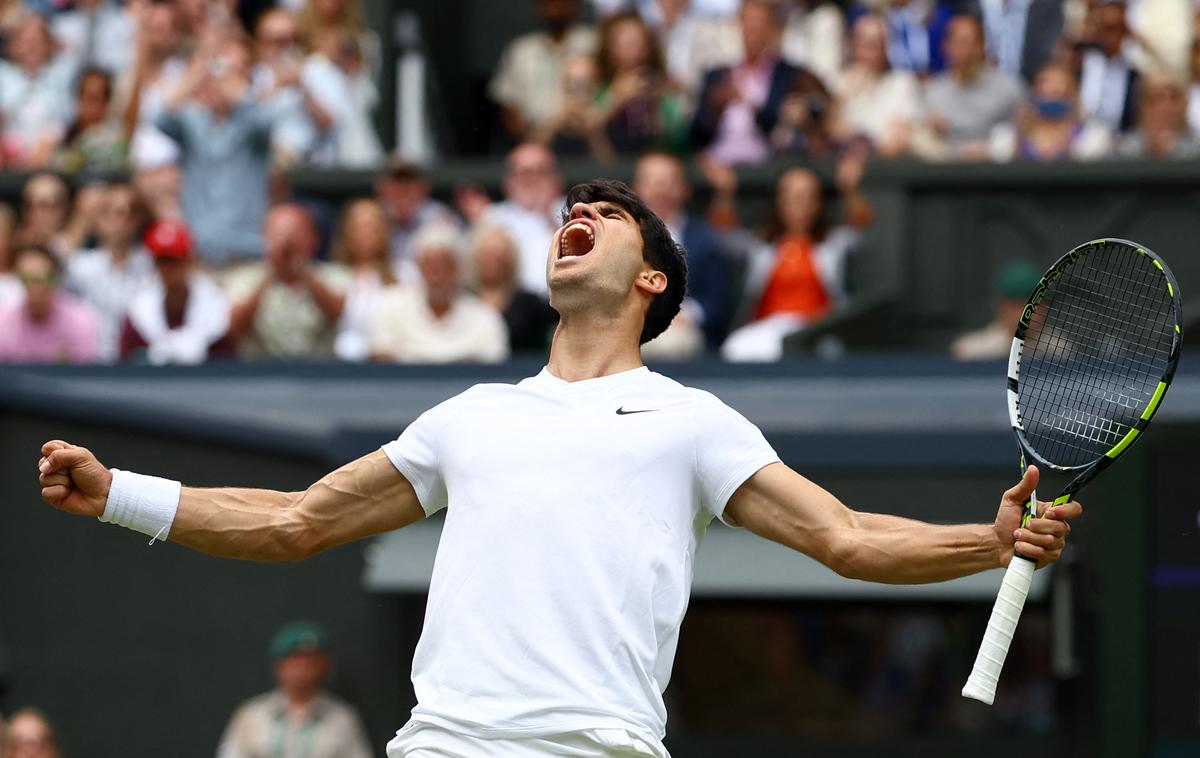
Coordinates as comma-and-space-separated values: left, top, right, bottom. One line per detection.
36, 180, 1081, 757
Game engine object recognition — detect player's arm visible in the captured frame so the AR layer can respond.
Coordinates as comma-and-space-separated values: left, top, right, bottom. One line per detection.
36, 440, 424, 562
724, 462, 1081, 584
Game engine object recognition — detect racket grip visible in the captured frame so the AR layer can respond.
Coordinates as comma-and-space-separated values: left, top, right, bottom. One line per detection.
962, 555, 1037, 705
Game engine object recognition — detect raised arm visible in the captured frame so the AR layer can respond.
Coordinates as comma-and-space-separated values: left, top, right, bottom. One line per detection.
36, 440, 424, 562
724, 462, 1080, 584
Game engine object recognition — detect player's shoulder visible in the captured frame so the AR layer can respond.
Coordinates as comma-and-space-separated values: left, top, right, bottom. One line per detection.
642, 371, 736, 413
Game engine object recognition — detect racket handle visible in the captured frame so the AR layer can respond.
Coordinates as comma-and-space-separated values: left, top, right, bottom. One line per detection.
962, 555, 1037, 705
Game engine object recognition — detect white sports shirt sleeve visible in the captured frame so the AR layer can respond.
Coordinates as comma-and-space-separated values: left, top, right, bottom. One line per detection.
381, 402, 450, 516
690, 390, 781, 524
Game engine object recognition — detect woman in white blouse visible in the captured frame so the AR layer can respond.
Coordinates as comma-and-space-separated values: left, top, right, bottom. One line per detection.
830, 12, 920, 158
331, 198, 400, 361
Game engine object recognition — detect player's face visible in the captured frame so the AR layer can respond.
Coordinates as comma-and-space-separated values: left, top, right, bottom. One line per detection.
547, 200, 647, 300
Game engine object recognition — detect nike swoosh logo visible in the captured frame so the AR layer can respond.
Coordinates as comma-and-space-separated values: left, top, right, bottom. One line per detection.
616, 407, 659, 415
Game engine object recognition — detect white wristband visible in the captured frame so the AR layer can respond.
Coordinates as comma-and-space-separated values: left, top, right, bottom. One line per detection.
99, 469, 182, 544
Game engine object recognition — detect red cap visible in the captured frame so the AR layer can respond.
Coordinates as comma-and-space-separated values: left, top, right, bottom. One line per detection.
143, 219, 193, 259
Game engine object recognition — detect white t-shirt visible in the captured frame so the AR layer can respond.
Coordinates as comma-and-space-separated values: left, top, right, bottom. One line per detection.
381, 366, 779, 751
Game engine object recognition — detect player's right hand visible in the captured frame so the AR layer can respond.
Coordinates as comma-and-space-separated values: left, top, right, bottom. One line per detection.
37, 440, 112, 518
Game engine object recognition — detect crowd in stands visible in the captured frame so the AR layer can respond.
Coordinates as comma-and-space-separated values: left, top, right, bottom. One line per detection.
0, 0, 1194, 365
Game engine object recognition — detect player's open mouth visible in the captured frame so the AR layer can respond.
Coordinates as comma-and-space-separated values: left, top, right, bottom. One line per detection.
558, 220, 596, 260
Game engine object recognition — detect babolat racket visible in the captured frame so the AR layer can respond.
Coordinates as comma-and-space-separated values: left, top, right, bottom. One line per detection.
962, 238, 1183, 705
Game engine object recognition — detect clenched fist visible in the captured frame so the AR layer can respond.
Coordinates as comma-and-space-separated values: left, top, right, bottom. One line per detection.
38, 440, 112, 517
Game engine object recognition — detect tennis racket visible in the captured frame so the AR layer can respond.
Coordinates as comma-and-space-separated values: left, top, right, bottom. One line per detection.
962, 238, 1183, 705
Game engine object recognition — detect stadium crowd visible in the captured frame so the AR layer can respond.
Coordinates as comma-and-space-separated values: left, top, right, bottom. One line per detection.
0, 0, 1195, 365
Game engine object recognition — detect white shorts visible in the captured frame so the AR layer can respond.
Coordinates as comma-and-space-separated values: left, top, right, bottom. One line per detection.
386, 720, 668, 757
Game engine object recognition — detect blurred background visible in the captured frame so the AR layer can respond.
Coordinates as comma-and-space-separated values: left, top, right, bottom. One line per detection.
1, 0, 1199, 756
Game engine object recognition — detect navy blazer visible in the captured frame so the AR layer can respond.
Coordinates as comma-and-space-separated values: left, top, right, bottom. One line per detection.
689, 59, 802, 150
679, 216, 731, 350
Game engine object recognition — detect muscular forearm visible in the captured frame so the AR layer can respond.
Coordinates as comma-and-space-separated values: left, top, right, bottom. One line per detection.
832, 512, 1002, 584
171, 486, 309, 562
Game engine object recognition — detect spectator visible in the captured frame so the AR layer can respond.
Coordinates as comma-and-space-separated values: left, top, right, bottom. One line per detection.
54, 67, 128, 173
0, 244, 100, 364
475, 143, 566, 296
118, 0, 186, 170
915, 14, 1024, 161
0, 203, 17, 305
855, 0, 955, 76
0, 14, 75, 169
302, 26, 383, 166
66, 182, 156, 362
2, 707, 61, 758
531, 53, 613, 160
224, 204, 349, 358
989, 62, 1112, 161
52, 0, 136, 75
330, 198, 399, 361
296, 0, 379, 72
1117, 70, 1200, 158
633, 150, 730, 350
489, 0, 598, 141
951, 260, 1041, 360
722, 148, 873, 362
371, 223, 509, 363
374, 157, 459, 278
640, 0, 741, 92
251, 8, 333, 167
1077, 0, 1139, 133
156, 35, 272, 267
966, 0, 1063, 83
470, 224, 559, 354
779, 0, 845, 86
15, 173, 100, 258
132, 156, 184, 221
766, 56, 836, 158
217, 621, 372, 758
831, 12, 921, 158
120, 218, 233, 364
593, 12, 688, 154
690, 0, 804, 165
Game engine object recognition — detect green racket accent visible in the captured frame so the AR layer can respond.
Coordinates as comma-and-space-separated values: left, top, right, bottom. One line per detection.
1142, 381, 1168, 421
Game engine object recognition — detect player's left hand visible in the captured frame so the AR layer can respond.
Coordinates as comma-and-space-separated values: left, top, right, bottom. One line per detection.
993, 465, 1083, 569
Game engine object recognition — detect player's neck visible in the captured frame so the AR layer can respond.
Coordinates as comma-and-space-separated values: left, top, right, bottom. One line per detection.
546, 312, 644, 382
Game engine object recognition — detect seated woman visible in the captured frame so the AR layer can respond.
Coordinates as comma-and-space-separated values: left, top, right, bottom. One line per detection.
54, 67, 127, 173
722, 148, 873, 363
989, 62, 1112, 162
331, 197, 400, 361
0, 14, 75, 168
830, 12, 920, 158
1117, 69, 1200, 159
593, 12, 688, 155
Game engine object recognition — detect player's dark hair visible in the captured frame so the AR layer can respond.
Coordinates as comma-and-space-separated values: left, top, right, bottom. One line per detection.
563, 179, 688, 345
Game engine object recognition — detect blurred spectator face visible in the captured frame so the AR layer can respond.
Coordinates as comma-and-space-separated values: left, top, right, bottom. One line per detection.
1095, 2, 1127, 59
633, 153, 688, 222
143, 3, 182, 59
851, 15, 889, 74
1031, 65, 1077, 121
14, 247, 60, 322
504, 144, 562, 213
561, 55, 599, 103
4, 710, 60, 758
264, 205, 318, 282
472, 228, 519, 289
538, 0, 578, 34
376, 172, 430, 226
75, 70, 113, 131
944, 16, 985, 74
155, 256, 190, 292
608, 17, 653, 74
6, 15, 54, 73
775, 168, 822, 236
274, 650, 331, 699
418, 245, 461, 302
1139, 72, 1187, 133
95, 185, 141, 250
134, 164, 182, 218
739, 1, 781, 62
255, 9, 300, 62
341, 199, 389, 266
21, 174, 69, 244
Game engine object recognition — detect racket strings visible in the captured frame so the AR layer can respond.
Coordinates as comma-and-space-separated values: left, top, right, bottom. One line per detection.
1018, 242, 1175, 468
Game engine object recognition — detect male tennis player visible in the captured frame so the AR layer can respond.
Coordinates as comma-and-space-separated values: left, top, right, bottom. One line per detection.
36, 180, 1081, 757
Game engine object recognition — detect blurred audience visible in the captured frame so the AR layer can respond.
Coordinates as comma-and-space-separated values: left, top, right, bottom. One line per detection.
1077, 0, 1139, 133
490, 0, 597, 141
331, 197, 398, 361
469, 224, 559, 354
640, 0, 739, 92
0, 203, 17, 305
989, 61, 1112, 161
302, 25, 383, 166
251, 8, 332, 167
119, 0, 186, 170
531, 53, 613, 160
915, 14, 1024, 161
15, 173, 90, 258
371, 223, 509, 363
297, 0, 379, 73
966, 0, 1063, 82
374, 157, 459, 278
779, 0, 845, 85
594, 12, 689, 154
120, 218, 233, 364
0, 14, 74, 169
864, 0, 955, 76
225, 204, 349, 358
722, 148, 873, 362
65, 182, 155, 363
951, 260, 1041, 360
832, 12, 920, 158
2, 707, 61, 758
1117, 69, 1200, 158
0, 244, 100, 364
156, 34, 271, 267
53, 67, 127, 173
51, 0, 135, 75
217, 621, 372, 758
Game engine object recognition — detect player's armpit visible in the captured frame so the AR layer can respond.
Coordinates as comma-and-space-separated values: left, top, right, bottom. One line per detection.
170, 449, 425, 562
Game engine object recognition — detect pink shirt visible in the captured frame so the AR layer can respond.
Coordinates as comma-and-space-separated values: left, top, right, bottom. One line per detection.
707, 54, 776, 165
0, 293, 101, 364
